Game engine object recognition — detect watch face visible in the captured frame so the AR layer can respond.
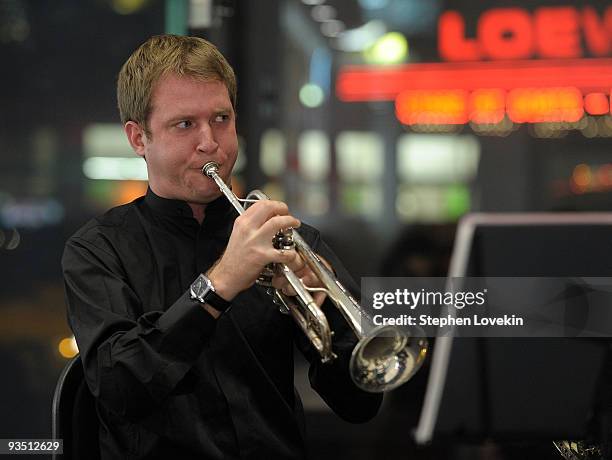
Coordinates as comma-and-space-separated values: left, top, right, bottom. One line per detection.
192, 275, 212, 300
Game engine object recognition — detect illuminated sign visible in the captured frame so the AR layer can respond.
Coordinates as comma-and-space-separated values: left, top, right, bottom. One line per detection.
336, 5, 612, 126
440, 7, 612, 61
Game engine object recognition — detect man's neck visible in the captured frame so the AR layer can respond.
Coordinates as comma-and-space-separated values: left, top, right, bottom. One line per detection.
148, 183, 208, 224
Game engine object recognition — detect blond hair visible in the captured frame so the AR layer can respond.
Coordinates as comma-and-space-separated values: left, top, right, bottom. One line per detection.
117, 34, 237, 133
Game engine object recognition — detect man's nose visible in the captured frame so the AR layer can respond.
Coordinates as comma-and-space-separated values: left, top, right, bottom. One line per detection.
196, 124, 219, 154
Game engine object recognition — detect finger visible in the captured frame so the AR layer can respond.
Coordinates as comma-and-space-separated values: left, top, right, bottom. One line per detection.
266, 247, 301, 266
242, 200, 290, 228
300, 272, 322, 289
283, 252, 306, 273
271, 274, 297, 296
316, 254, 334, 273
271, 273, 287, 290
260, 215, 301, 240
313, 291, 327, 308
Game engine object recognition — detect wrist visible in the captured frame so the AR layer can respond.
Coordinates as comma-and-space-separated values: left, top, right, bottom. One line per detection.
207, 265, 239, 301
190, 273, 232, 315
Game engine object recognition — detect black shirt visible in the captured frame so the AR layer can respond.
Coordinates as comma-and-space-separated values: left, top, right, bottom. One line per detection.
62, 188, 382, 459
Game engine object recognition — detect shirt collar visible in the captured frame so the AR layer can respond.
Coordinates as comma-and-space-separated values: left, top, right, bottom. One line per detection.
144, 187, 235, 234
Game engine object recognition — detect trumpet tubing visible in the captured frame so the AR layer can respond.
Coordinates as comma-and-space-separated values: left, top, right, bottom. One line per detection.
202, 162, 428, 392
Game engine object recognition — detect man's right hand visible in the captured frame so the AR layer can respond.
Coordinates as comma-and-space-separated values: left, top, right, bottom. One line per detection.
207, 200, 301, 303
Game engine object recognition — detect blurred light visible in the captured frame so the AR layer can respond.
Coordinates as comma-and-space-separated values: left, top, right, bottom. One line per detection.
571, 164, 592, 194
599, 116, 612, 137
397, 134, 480, 184
358, 0, 390, 10
584, 92, 609, 115
580, 116, 599, 138
260, 129, 287, 177
507, 87, 583, 123
336, 132, 384, 182
189, 0, 213, 28
579, 115, 612, 138
597, 164, 612, 187
111, 0, 148, 15
470, 116, 516, 137
396, 186, 449, 222
469, 89, 505, 124
396, 188, 419, 219
321, 20, 345, 37
531, 122, 572, 138
83, 123, 133, 158
5, 228, 20, 250
261, 182, 285, 202
336, 60, 612, 102
565, 162, 612, 196
114, 181, 148, 206
309, 47, 332, 95
363, 32, 408, 65
58, 336, 79, 359
396, 87, 586, 125
396, 90, 468, 125
299, 83, 325, 108
532, 124, 556, 138
83, 157, 148, 181
300, 184, 330, 215
340, 184, 383, 218
311, 4, 336, 21
298, 131, 330, 181
302, 0, 325, 4
335, 20, 386, 52
445, 185, 470, 219
1, 199, 64, 228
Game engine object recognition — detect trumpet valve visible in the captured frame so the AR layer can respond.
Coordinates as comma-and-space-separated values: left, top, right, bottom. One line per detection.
273, 229, 294, 250
255, 265, 275, 287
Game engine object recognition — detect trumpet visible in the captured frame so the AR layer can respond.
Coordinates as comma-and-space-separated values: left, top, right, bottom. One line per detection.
202, 162, 428, 392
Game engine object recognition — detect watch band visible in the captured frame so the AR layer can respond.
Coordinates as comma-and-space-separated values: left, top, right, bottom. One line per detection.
203, 289, 231, 312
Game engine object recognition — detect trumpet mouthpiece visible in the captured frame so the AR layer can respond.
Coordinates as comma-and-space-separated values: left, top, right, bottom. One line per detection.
202, 162, 219, 177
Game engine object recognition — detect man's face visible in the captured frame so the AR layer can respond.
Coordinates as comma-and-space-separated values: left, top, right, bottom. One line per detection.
127, 73, 238, 204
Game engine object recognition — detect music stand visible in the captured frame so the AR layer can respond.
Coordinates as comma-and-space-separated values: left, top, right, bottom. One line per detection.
414, 213, 612, 445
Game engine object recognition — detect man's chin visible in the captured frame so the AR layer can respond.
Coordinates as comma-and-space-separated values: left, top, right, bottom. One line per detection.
188, 188, 223, 205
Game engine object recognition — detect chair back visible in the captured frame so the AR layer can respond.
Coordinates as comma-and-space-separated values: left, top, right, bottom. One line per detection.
52, 355, 100, 460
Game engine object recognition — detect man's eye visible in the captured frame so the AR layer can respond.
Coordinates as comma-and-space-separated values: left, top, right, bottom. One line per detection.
214, 114, 230, 123
176, 120, 192, 129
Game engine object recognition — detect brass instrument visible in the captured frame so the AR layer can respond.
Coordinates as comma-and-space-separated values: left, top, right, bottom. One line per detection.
202, 162, 428, 392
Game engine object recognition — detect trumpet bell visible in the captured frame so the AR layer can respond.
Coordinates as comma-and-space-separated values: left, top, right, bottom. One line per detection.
350, 325, 428, 392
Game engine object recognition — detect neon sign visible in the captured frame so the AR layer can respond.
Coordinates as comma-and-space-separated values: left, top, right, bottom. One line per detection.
440, 7, 612, 61
336, 5, 612, 125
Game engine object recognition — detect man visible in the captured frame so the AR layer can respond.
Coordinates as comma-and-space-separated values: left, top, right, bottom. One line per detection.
62, 34, 382, 459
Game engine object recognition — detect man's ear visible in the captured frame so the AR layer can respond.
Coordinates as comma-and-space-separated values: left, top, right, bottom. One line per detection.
124, 121, 147, 159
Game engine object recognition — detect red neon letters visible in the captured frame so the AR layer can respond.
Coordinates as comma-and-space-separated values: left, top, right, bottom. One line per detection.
439, 6, 612, 61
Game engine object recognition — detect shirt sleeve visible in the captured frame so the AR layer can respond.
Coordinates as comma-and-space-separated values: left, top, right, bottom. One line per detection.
292, 227, 383, 423
62, 234, 217, 422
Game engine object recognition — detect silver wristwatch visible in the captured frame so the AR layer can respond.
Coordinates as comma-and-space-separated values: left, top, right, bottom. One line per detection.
190, 274, 231, 312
